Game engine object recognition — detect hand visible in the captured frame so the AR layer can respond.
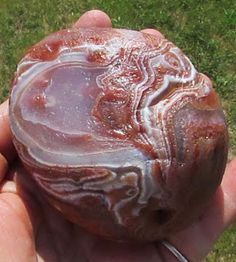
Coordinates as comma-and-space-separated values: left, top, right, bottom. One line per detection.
0, 10, 236, 262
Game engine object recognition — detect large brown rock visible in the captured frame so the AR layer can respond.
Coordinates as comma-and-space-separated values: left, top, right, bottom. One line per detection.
9, 28, 228, 242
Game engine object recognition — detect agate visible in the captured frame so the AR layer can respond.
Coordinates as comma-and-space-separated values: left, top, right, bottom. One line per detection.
9, 28, 228, 242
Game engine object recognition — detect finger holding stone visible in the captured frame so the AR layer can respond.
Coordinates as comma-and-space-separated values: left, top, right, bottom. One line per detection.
0, 100, 16, 162
73, 10, 112, 28
141, 28, 165, 39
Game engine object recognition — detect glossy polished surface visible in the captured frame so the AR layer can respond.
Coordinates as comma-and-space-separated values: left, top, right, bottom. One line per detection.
9, 28, 228, 242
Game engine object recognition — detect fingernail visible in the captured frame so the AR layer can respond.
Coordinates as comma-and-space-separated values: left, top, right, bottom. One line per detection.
0, 181, 17, 194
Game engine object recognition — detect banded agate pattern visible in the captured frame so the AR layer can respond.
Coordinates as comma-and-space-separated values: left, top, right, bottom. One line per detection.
9, 28, 228, 242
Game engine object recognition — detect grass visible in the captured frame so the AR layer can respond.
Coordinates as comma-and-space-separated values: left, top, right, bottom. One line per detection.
206, 224, 236, 261
0, 0, 235, 260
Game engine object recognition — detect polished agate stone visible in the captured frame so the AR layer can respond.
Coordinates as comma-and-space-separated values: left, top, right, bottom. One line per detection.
9, 28, 228, 242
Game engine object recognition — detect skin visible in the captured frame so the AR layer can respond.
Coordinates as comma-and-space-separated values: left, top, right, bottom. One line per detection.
0, 10, 235, 262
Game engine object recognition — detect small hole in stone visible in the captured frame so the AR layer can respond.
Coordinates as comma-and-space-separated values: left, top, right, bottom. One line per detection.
154, 209, 174, 225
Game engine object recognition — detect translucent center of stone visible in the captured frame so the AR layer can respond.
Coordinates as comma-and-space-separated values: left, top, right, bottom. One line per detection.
13, 62, 147, 167
20, 64, 104, 135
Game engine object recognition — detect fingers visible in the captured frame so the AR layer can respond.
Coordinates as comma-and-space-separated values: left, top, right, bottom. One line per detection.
0, 192, 37, 262
73, 11, 164, 42
0, 153, 8, 183
168, 188, 225, 261
0, 100, 16, 162
167, 158, 236, 261
73, 10, 112, 28
141, 29, 164, 39
221, 156, 236, 224
72, 10, 165, 45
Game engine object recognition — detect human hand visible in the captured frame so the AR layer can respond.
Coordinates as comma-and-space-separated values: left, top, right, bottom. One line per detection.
0, 10, 236, 262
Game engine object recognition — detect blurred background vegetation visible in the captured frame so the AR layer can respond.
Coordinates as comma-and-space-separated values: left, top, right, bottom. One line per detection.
0, 0, 235, 260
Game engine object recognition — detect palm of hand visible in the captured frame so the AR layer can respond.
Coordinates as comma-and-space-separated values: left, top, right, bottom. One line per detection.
0, 163, 230, 262
0, 163, 95, 262
0, 163, 169, 262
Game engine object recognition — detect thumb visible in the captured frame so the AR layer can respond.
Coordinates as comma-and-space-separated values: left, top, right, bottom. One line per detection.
0, 100, 16, 162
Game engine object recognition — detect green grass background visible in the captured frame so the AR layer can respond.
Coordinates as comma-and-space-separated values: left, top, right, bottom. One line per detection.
0, 0, 235, 260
